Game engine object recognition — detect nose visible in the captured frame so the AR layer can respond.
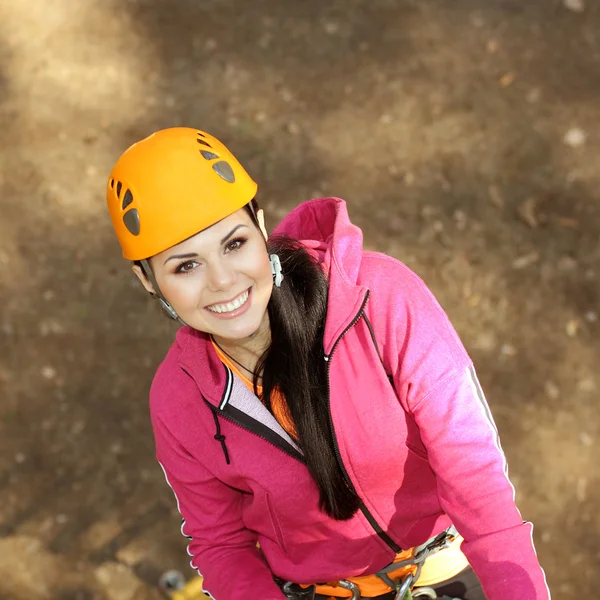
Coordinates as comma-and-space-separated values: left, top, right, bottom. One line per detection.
206, 258, 235, 292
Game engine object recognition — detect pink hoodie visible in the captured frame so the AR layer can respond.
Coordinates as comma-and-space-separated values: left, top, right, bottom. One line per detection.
150, 198, 550, 599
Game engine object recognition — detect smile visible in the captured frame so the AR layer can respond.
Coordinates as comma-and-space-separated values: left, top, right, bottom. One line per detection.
206, 289, 250, 314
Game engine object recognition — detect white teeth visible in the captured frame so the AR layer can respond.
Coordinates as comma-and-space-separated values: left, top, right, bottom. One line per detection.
207, 289, 249, 313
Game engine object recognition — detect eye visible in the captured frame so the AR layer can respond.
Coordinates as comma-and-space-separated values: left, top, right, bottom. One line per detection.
175, 260, 199, 274
225, 237, 247, 253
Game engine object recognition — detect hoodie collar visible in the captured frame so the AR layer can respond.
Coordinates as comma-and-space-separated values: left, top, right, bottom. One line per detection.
273, 197, 368, 355
177, 327, 228, 407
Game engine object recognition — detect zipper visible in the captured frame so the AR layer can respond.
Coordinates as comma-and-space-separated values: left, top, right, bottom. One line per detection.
206, 400, 306, 463
325, 290, 403, 554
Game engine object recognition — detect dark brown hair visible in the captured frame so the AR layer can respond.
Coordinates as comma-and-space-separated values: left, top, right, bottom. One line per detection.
247, 203, 359, 520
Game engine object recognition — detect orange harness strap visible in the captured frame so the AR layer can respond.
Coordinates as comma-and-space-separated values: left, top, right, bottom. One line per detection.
306, 533, 468, 598
312, 548, 418, 598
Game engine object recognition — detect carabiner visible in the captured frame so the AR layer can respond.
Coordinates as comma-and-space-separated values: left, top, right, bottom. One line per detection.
394, 572, 414, 600
338, 579, 361, 599
280, 581, 316, 599
412, 587, 438, 599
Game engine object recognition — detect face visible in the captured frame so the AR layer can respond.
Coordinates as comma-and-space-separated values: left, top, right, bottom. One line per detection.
134, 208, 273, 340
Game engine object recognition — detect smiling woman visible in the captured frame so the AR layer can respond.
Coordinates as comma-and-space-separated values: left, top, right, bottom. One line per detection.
105, 128, 549, 600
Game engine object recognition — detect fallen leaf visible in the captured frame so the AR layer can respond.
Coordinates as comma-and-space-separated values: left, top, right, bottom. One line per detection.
404, 172, 415, 186
499, 72, 516, 87
488, 185, 504, 208
541, 531, 551, 543
287, 121, 300, 135
517, 198, 539, 228
544, 381, 560, 400
487, 39, 499, 53
512, 251, 540, 270
556, 216, 579, 228
526, 88, 541, 104
557, 256, 578, 271
577, 378, 596, 392
324, 21, 340, 35
500, 343, 517, 357
564, 127, 587, 148
576, 478, 587, 502
566, 319, 580, 337
564, 0, 585, 12
41, 366, 57, 380
467, 294, 481, 307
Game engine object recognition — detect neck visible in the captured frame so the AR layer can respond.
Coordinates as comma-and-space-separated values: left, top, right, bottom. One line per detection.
211, 312, 271, 373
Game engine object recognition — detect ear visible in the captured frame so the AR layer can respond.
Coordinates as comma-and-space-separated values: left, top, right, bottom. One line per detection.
132, 263, 156, 295
256, 209, 268, 242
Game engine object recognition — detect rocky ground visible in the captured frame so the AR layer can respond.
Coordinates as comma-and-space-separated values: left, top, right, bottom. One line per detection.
0, 1, 599, 598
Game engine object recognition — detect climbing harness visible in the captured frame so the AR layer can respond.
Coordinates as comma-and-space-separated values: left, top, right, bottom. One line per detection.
277, 526, 462, 600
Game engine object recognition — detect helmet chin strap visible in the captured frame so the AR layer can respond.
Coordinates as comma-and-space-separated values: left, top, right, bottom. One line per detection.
140, 259, 188, 326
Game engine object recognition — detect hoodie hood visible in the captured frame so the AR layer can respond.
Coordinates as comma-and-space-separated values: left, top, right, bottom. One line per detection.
273, 197, 364, 284
273, 198, 369, 354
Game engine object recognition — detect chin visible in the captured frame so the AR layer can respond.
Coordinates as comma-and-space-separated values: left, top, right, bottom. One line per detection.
214, 325, 256, 340
204, 312, 266, 341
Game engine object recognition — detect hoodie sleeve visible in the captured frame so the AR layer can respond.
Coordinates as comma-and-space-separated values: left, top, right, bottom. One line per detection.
153, 416, 285, 600
368, 256, 550, 600
410, 369, 550, 599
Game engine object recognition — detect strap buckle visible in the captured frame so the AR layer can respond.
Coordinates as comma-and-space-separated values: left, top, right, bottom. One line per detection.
338, 579, 361, 599
378, 526, 458, 598
394, 572, 415, 600
275, 578, 316, 599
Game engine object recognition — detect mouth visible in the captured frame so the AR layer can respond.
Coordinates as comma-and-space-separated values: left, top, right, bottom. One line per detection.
205, 288, 251, 315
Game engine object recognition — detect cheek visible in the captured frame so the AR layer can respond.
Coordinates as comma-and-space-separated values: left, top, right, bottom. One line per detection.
255, 255, 274, 285
157, 276, 198, 307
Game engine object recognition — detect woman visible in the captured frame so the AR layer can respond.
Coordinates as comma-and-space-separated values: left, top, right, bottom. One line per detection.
105, 128, 549, 600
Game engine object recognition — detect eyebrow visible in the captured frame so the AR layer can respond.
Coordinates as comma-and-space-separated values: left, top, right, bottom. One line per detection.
163, 224, 249, 265
164, 252, 198, 265
220, 224, 248, 244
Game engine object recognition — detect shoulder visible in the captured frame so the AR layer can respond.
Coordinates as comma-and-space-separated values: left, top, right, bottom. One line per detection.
149, 332, 202, 428
356, 251, 471, 375
358, 251, 447, 320
359, 250, 423, 286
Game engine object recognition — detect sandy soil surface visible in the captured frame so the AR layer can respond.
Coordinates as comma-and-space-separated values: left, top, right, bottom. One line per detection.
0, 1, 598, 598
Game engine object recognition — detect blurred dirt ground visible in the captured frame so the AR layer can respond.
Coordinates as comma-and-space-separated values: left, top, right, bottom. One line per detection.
0, 1, 599, 598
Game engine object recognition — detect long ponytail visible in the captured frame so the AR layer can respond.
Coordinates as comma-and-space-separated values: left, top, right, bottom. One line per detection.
256, 234, 361, 521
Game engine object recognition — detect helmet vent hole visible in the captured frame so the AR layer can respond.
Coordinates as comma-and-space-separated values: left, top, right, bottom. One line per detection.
123, 209, 140, 235
212, 161, 235, 183
197, 131, 206, 137
122, 189, 133, 210
116, 181, 122, 198
200, 150, 219, 160
110, 179, 114, 188
197, 139, 212, 148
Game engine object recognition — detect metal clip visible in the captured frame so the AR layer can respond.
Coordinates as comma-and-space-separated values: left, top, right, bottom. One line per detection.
280, 581, 316, 599
412, 587, 438, 599
338, 579, 361, 599
394, 572, 414, 600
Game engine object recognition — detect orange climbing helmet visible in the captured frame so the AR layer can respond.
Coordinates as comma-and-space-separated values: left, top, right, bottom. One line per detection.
106, 127, 258, 260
